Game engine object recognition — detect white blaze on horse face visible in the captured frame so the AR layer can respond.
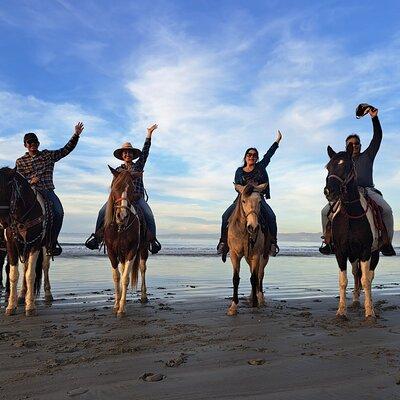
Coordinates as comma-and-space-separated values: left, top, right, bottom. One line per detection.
116, 187, 129, 224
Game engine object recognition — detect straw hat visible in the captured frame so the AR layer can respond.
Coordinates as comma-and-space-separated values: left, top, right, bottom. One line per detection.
113, 142, 141, 160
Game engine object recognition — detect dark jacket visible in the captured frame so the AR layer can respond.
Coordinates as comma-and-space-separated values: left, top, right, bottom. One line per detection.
234, 142, 279, 199
352, 116, 382, 188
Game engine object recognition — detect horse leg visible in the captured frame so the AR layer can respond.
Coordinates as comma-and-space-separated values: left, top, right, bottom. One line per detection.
257, 256, 268, 307
108, 252, 120, 314
336, 268, 348, 318
250, 259, 259, 308
25, 251, 39, 316
227, 252, 241, 316
139, 257, 148, 303
351, 260, 361, 308
42, 249, 53, 303
118, 258, 133, 317
5, 262, 19, 316
360, 259, 375, 319
17, 262, 28, 305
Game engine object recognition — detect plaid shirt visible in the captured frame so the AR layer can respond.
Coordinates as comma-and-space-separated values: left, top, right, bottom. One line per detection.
116, 137, 151, 198
15, 134, 80, 190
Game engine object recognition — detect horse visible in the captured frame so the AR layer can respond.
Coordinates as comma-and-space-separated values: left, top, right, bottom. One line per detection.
226, 183, 271, 316
0, 167, 54, 316
324, 144, 380, 320
104, 167, 149, 317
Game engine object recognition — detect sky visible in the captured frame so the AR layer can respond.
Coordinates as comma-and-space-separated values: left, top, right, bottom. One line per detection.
0, 0, 399, 235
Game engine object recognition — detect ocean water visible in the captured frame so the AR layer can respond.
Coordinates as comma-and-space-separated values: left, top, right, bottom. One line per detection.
1, 233, 397, 305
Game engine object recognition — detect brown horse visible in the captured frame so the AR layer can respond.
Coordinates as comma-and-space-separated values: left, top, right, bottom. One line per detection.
104, 167, 149, 317
0, 168, 54, 316
226, 183, 271, 316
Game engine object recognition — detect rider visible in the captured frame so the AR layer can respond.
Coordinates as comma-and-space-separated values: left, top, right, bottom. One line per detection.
320, 107, 395, 256
15, 122, 84, 256
85, 124, 161, 254
217, 130, 283, 259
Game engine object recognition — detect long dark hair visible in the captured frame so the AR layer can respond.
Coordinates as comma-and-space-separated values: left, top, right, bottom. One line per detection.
242, 148, 259, 167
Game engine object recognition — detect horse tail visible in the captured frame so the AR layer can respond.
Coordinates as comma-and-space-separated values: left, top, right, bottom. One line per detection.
130, 253, 140, 289
34, 249, 43, 296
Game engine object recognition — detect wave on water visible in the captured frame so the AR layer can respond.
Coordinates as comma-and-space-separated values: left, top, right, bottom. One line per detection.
58, 241, 400, 258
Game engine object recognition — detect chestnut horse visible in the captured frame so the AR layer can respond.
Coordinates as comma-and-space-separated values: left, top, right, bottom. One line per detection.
104, 167, 149, 317
0, 167, 54, 316
226, 183, 271, 316
325, 144, 380, 320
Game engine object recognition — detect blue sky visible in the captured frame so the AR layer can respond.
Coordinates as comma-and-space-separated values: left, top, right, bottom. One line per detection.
0, 0, 399, 234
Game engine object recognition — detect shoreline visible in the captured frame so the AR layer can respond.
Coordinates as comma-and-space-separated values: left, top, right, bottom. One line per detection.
0, 294, 399, 399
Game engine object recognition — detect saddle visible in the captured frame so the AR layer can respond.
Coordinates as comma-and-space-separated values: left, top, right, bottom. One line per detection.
326, 190, 390, 252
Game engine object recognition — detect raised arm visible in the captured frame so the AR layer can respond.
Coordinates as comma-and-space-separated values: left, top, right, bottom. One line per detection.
259, 130, 282, 168
135, 124, 157, 171
364, 109, 382, 160
50, 122, 84, 162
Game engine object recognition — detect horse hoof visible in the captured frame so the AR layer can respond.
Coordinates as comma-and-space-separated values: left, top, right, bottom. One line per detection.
350, 301, 361, 309
117, 311, 126, 318
45, 294, 54, 304
335, 314, 349, 322
26, 309, 37, 317
227, 308, 237, 316
140, 297, 148, 304
364, 315, 376, 325
5, 308, 16, 316
112, 307, 119, 315
18, 297, 25, 306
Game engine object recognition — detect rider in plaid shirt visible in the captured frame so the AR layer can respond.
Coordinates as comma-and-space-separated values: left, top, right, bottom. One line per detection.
15, 123, 84, 255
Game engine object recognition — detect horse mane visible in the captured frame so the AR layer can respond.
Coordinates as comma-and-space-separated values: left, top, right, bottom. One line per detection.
104, 170, 133, 227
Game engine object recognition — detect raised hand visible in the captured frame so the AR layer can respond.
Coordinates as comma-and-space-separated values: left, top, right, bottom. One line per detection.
369, 108, 378, 118
276, 130, 283, 143
147, 124, 158, 136
75, 122, 84, 136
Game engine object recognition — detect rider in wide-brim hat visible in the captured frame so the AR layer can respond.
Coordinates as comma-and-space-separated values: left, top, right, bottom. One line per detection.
113, 142, 141, 161
85, 124, 161, 254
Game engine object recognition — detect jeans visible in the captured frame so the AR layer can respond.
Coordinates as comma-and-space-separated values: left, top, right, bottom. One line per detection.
321, 187, 394, 241
95, 198, 156, 237
220, 197, 277, 238
41, 190, 64, 242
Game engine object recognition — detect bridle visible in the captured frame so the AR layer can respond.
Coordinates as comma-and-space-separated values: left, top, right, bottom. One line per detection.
327, 162, 369, 219
113, 195, 138, 233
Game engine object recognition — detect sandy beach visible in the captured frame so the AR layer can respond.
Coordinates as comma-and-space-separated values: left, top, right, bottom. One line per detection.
0, 290, 399, 400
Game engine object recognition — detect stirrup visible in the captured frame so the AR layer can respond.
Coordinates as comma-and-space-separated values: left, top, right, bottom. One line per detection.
381, 243, 396, 257
319, 242, 334, 255
150, 238, 162, 254
85, 233, 99, 250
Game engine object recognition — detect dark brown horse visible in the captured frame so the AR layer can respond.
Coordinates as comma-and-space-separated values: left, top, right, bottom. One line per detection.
104, 167, 149, 317
0, 167, 54, 316
325, 144, 379, 320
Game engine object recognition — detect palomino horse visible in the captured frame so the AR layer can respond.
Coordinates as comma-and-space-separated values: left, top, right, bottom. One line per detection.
0, 168, 54, 316
104, 167, 149, 317
325, 144, 380, 320
226, 183, 270, 316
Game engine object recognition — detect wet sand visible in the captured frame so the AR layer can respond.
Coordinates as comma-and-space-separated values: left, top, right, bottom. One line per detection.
0, 292, 399, 399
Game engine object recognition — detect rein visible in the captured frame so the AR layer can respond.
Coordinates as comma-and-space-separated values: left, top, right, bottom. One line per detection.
113, 196, 138, 233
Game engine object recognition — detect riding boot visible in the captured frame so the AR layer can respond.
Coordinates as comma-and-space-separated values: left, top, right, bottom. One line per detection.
46, 241, 62, 257
319, 236, 335, 255
381, 243, 396, 256
150, 238, 162, 254
217, 230, 229, 263
269, 237, 280, 257
85, 228, 104, 250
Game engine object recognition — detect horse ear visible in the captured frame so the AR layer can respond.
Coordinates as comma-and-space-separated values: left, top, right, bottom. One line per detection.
254, 183, 268, 193
327, 146, 336, 159
108, 165, 119, 178
234, 184, 244, 194
346, 142, 354, 157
